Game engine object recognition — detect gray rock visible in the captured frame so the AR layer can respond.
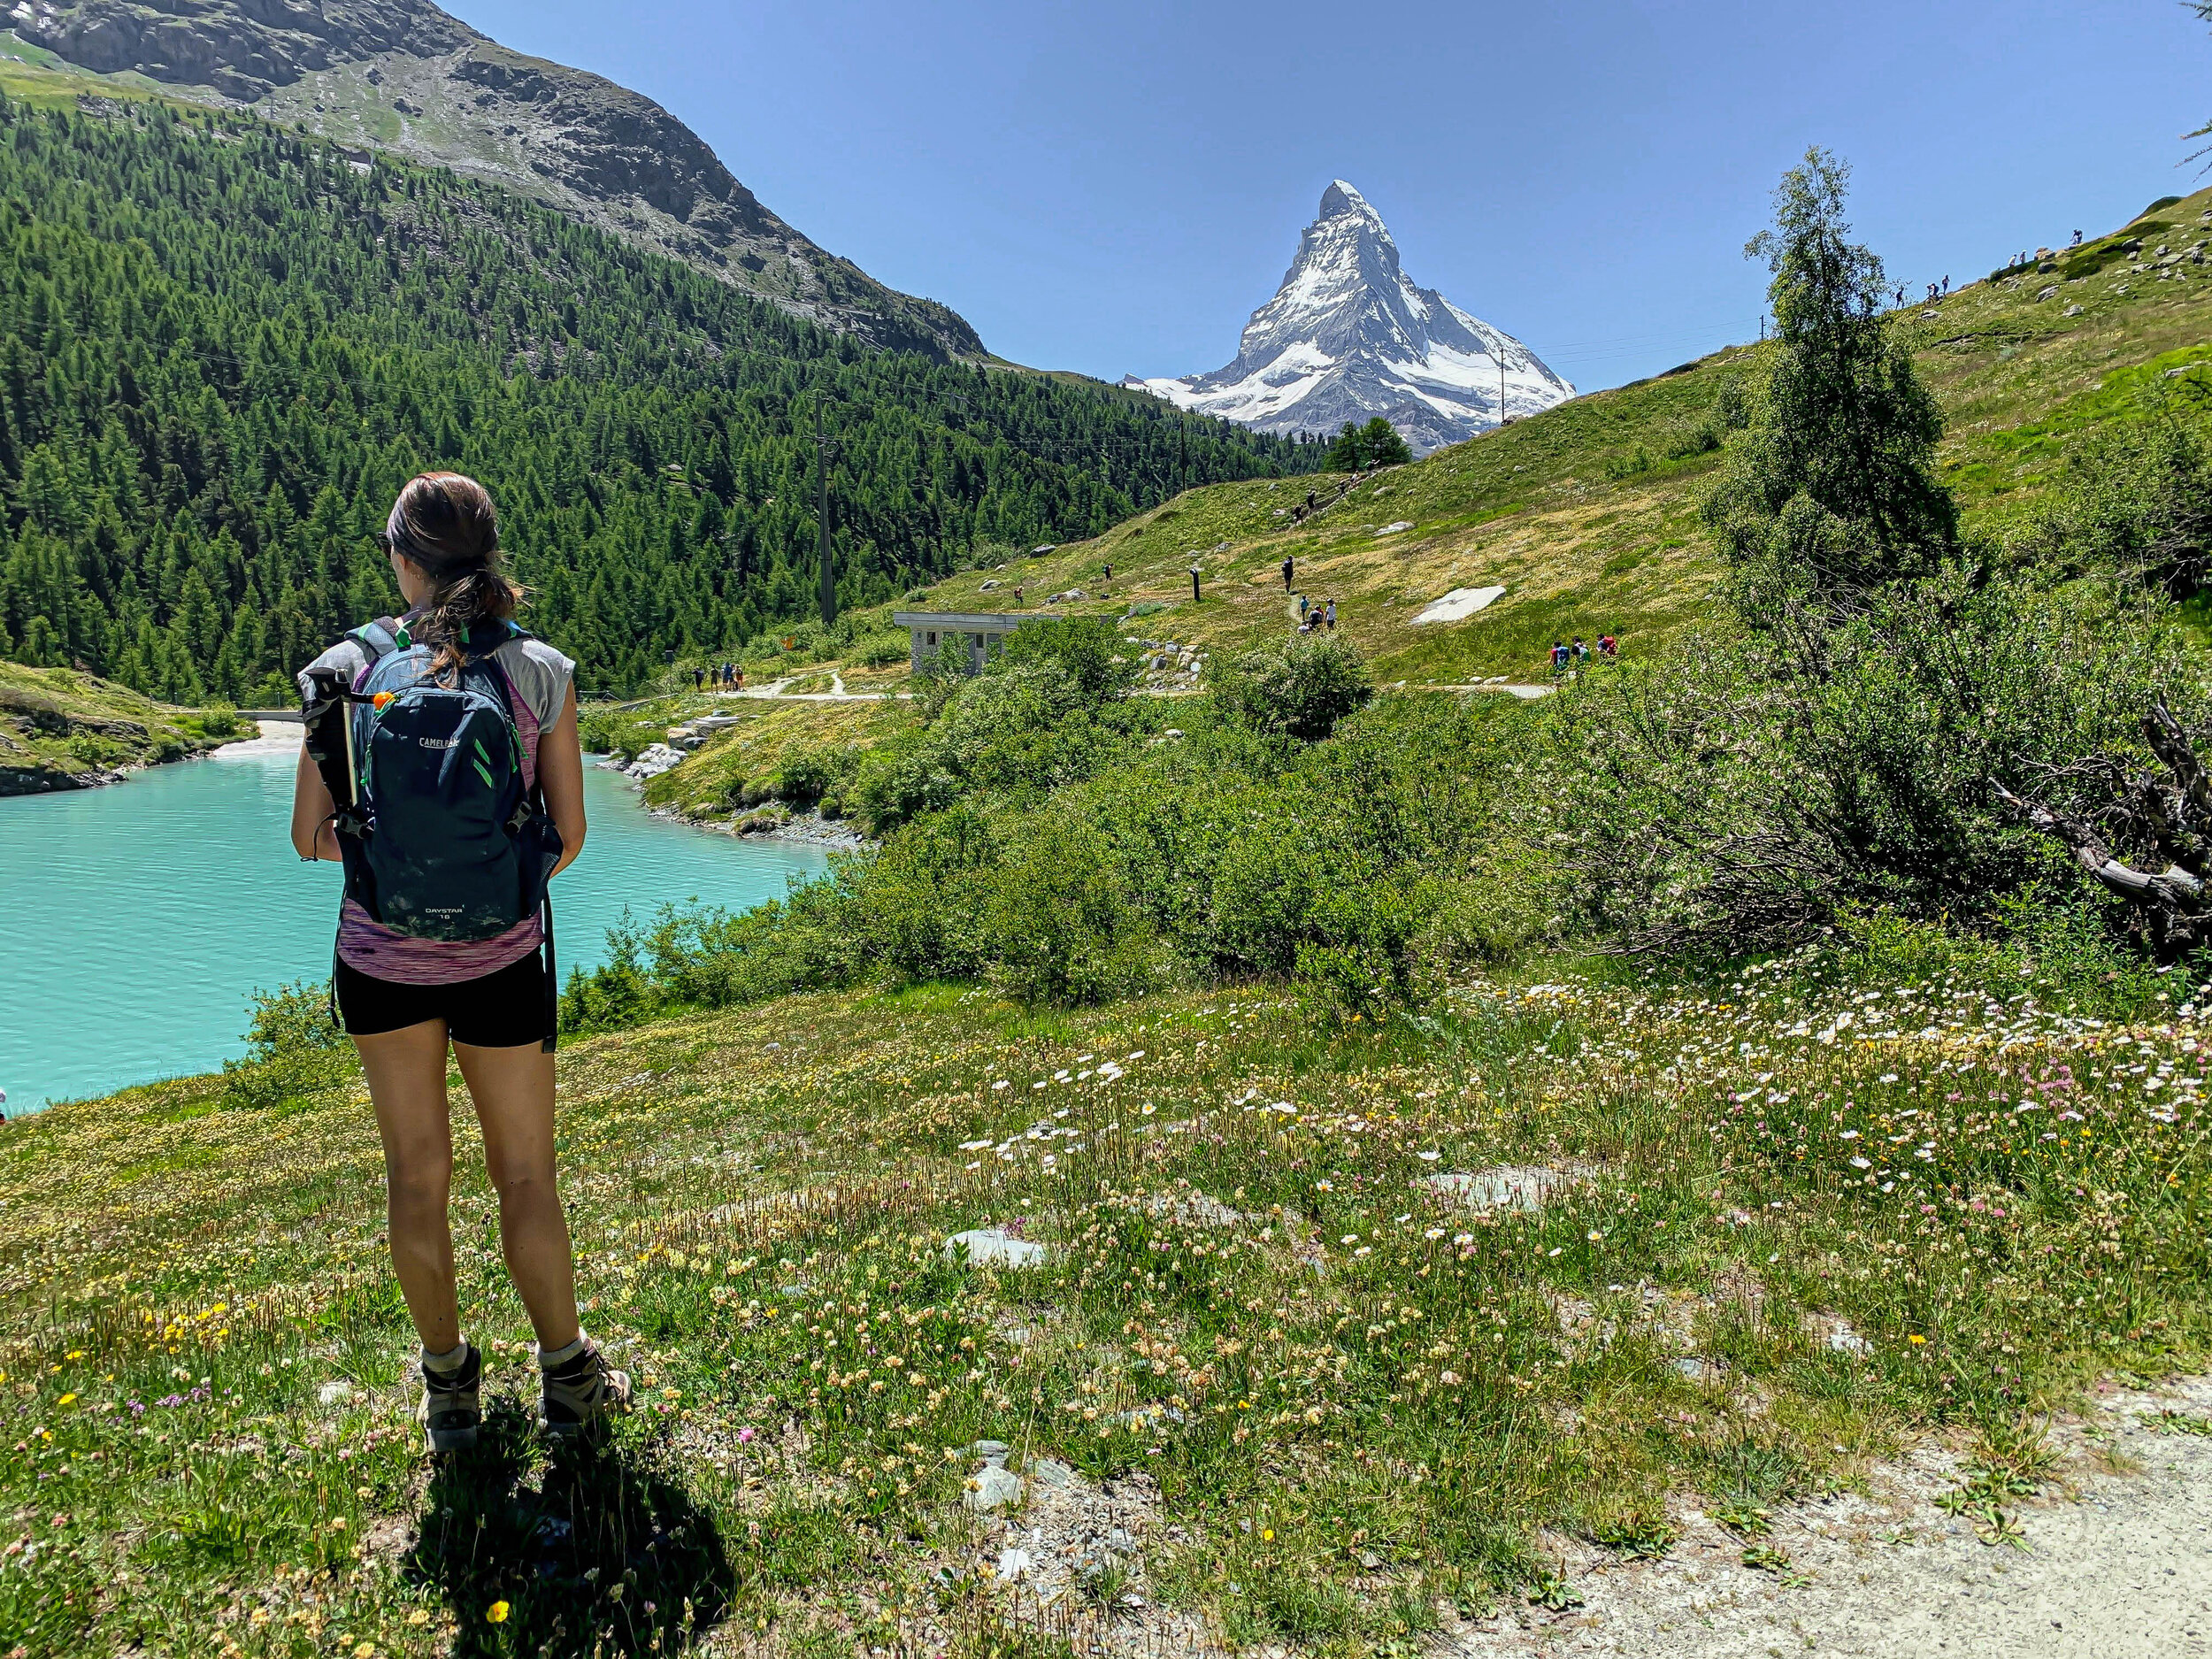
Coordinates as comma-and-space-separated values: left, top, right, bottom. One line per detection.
1422, 1165, 1576, 1213
2038, 286, 2059, 302
2063, 304, 2085, 318
965, 1463, 1025, 1513
624, 742, 687, 781
318, 1380, 357, 1407
995, 1545, 1034, 1580
946, 1228, 1048, 1270
1027, 1456, 1077, 1491
1673, 1356, 1715, 1383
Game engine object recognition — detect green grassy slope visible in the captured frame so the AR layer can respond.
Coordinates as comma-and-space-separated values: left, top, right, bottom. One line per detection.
887, 188, 2212, 686
0, 662, 234, 794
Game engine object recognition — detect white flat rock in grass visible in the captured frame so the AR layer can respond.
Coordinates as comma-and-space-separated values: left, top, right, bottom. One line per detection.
945, 1228, 1048, 1269
1378, 520, 1416, 534
1411, 586, 1506, 625
1421, 1164, 1574, 1211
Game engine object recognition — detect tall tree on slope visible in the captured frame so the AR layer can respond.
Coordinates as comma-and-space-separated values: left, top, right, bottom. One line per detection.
1703, 148, 1956, 622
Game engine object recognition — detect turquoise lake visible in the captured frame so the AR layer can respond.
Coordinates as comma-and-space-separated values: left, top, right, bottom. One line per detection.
0, 731, 829, 1114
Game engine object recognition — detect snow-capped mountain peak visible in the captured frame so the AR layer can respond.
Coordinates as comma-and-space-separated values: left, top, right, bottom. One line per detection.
1127, 181, 1571, 456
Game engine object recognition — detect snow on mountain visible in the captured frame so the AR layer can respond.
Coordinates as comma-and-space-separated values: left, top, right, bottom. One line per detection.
1125, 181, 1571, 456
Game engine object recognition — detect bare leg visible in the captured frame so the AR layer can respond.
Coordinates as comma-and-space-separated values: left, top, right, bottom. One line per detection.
453, 1040, 581, 1353
355, 1021, 461, 1353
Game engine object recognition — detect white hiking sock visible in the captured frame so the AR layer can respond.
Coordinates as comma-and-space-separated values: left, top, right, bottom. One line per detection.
421, 1340, 470, 1377
538, 1333, 590, 1371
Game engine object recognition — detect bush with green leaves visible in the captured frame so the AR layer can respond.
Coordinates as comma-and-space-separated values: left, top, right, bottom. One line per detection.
562, 693, 1539, 1020
1538, 576, 2189, 954
1210, 635, 1374, 741
852, 629, 914, 668
219, 979, 355, 1107
2027, 401, 2212, 598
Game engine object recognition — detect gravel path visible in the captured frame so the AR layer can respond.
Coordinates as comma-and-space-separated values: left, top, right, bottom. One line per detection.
1446, 1377, 2212, 1658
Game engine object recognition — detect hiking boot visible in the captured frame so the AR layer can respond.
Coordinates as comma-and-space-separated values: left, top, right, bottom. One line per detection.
416, 1343, 481, 1453
538, 1340, 633, 1439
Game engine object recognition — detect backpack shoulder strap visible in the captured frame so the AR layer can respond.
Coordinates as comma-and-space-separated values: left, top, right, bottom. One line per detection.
349, 617, 407, 676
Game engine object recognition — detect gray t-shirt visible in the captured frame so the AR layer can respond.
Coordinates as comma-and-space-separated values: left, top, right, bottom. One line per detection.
296, 630, 576, 736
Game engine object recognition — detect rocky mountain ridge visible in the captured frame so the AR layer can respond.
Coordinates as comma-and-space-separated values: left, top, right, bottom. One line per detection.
1129, 180, 1571, 455
11, 0, 984, 359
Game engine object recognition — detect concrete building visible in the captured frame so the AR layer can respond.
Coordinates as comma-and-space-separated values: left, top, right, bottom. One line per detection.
891, 611, 1044, 675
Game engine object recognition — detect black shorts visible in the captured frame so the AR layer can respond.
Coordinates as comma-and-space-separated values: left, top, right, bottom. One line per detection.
334, 952, 549, 1048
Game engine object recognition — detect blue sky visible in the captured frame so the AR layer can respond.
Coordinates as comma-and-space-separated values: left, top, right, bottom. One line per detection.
452, 0, 2206, 393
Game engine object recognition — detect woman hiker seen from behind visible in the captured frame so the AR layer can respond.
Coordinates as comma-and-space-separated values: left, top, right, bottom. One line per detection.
288, 472, 632, 1452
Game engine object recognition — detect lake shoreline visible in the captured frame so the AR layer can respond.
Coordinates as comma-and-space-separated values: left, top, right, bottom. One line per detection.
1, 733, 829, 1115
648, 802, 871, 853
0, 668, 233, 795
590, 757, 872, 854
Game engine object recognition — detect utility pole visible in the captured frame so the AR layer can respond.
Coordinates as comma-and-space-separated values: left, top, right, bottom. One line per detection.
1497, 341, 1506, 430
813, 391, 841, 630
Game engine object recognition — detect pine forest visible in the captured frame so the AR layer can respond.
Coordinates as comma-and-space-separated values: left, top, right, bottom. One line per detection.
0, 96, 1318, 700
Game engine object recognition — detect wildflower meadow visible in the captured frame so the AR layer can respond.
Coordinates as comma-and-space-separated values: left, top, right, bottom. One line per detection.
0, 924, 2204, 1657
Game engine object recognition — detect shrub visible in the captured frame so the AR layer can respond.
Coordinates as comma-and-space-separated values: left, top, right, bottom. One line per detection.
996, 615, 1137, 704
774, 749, 838, 805
1542, 577, 2186, 954
199, 702, 241, 737
220, 980, 354, 1106
1210, 636, 1373, 742
853, 630, 911, 668
981, 804, 1176, 1006
2032, 404, 2212, 598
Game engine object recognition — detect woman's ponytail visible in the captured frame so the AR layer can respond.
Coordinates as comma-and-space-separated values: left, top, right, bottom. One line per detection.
382, 472, 519, 681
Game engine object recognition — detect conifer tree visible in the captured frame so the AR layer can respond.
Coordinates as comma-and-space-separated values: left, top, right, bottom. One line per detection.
1703, 148, 1955, 618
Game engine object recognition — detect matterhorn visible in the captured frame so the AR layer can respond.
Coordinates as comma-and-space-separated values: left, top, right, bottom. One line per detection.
1127, 180, 1571, 456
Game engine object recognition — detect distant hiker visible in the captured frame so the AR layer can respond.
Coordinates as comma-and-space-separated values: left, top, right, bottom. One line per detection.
1571, 635, 1587, 666
1306, 489, 1317, 511
1103, 562, 1113, 582
1550, 641, 1569, 677
1282, 556, 1294, 591
1191, 563, 1202, 603
691, 666, 703, 691
1013, 586, 1025, 607
1325, 599, 1338, 631
732, 664, 744, 689
291, 471, 631, 1453
2071, 229, 2083, 247
1299, 593, 1310, 621
1942, 275, 1951, 295
1599, 634, 1618, 658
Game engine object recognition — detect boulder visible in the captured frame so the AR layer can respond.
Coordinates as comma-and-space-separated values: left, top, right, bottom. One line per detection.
1421, 1165, 1578, 1212
945, 1228, 1048, 1270
964, 1440, 1025, 1512
625, 742, 687, 781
